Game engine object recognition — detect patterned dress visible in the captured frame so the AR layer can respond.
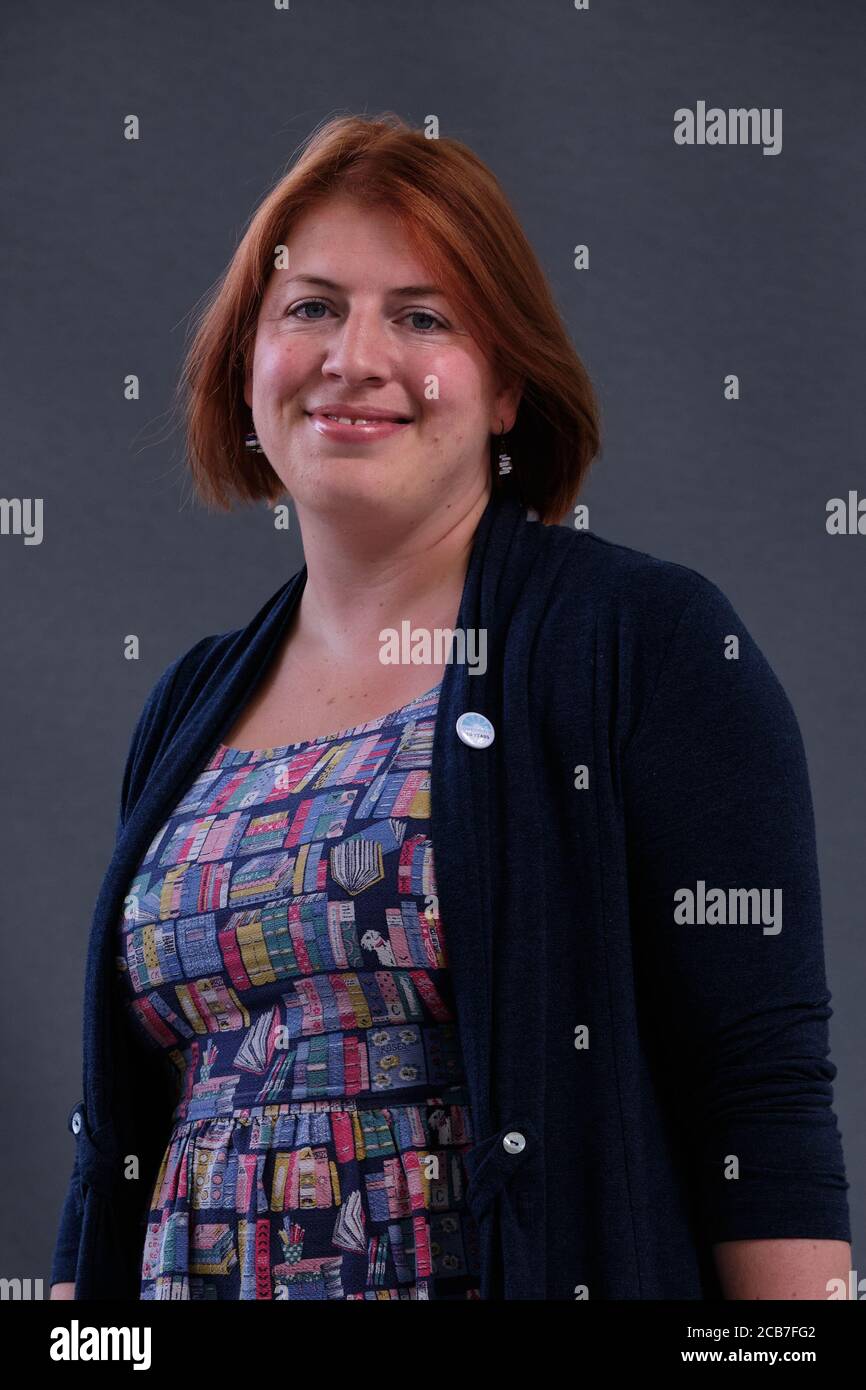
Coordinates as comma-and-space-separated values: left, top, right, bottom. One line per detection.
114, 676, 483, 1300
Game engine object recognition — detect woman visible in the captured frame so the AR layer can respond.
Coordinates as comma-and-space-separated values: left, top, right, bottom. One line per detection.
50, 113, 851, 1300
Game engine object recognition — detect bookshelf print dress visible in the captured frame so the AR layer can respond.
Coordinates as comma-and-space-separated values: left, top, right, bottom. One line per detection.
115, 677, 483, 1300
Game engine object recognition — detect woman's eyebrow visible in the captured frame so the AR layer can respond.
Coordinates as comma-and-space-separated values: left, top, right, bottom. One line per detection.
281, 274, 447, 298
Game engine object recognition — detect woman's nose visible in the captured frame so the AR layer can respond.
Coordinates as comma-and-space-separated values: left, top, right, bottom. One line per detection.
322, 310, 394, 379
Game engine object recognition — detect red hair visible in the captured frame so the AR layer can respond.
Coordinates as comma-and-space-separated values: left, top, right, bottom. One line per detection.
178, 112, 602, 525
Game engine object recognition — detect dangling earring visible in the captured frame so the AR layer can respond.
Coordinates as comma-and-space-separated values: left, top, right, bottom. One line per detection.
496, 418, 512, 477
245, 425, 264, 454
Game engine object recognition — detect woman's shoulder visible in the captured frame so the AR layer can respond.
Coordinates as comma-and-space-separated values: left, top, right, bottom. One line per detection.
537, 520, 741, 646
536, 522, 803, 759
157, 569, 307, 701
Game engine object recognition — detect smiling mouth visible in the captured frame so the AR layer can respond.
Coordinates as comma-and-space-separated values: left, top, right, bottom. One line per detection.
306, 411, 413, 425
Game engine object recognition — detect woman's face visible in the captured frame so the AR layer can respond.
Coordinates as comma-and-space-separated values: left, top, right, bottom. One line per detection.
244, 195, 521, 523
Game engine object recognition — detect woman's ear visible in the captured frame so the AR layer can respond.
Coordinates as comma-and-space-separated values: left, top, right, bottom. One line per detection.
499, 372, 525, 431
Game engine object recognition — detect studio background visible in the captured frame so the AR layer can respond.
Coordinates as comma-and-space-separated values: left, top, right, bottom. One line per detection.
2, 0, 863, 1289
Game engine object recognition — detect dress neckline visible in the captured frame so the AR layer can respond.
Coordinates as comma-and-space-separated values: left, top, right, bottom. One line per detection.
216, 676, 443, 758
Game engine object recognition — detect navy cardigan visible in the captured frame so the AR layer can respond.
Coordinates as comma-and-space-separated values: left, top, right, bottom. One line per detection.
51, 489, 851, 1299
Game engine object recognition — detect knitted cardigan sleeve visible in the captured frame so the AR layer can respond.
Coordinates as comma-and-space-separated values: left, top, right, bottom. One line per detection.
621, 573, 851, 1245
49, 635, 227, 1289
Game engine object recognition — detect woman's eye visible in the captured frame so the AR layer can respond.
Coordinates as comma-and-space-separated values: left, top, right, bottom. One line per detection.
403, 309, 444, 332
286, 300, 445, 332
288, 299, 330, 321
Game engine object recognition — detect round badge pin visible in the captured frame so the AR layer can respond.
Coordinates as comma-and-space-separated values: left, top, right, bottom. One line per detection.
455, 711, 495, 748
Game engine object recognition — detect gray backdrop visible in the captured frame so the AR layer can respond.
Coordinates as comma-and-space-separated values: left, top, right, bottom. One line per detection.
2, 0, 863, 1289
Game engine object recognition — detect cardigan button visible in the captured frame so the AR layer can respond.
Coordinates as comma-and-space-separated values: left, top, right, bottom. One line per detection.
455, 712, 495, 748
71, 1110, 82, 1135
502, 1130, 526, 1155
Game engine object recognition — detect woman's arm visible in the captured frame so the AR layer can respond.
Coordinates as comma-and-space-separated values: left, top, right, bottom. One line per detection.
47, 634, 225, 1304
713, 1238, 851, 1299
620, 573, 851, 1290
49, 1145, 84, 1293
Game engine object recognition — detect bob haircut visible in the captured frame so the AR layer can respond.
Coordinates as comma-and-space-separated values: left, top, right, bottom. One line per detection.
180, 112, 602, 526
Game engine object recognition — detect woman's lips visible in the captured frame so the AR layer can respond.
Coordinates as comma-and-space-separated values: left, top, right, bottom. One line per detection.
305, 411, 412, 444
